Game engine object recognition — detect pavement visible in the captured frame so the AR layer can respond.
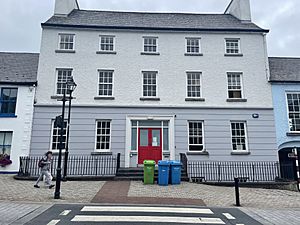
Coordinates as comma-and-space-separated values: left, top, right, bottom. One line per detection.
0, 174, 300, 224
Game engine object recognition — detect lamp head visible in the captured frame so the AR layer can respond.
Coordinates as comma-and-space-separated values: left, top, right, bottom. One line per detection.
67, 76, 77, 92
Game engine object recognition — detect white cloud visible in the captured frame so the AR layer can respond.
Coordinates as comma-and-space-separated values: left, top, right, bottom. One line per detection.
0, 0, 299, 56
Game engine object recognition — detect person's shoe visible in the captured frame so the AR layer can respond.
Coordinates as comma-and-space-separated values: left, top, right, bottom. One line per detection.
49, 185, 55, 189
34, 185, 40, 188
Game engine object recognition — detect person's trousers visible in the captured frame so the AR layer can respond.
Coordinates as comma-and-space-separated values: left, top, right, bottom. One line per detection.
35, 170, 52, 186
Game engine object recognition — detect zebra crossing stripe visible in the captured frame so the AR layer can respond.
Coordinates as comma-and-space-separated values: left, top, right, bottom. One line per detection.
81, 206, 213, 214
222, 213, 235, 220
60, 210, 71, 216
72, 215, 225, 224
46, 220, 60, 225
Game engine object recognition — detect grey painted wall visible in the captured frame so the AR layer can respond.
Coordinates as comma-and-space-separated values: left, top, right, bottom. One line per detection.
30, 105, 278, 167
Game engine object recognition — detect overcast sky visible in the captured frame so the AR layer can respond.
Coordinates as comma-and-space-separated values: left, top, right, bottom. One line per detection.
0, 0, 299, 57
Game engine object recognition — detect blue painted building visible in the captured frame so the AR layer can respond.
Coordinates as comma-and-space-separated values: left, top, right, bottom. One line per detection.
269, 57, 300, 180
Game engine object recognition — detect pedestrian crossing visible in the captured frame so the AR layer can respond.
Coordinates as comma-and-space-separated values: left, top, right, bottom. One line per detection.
37, 204, 262, 225
69, 205, 241, 224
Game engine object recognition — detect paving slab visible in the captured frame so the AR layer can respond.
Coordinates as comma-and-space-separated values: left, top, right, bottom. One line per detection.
92, 181, 205, 205
0, 175, 105, 203
0, 202, 51, 225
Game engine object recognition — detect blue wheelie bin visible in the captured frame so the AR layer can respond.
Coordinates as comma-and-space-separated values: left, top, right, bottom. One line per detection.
158, 160, 170, 186
169, 161, 182, 185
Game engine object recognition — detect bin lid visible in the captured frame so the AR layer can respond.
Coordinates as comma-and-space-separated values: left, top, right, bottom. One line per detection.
170, 160, 182, 166
158, 160, 170, 166
143, 160, 156, 165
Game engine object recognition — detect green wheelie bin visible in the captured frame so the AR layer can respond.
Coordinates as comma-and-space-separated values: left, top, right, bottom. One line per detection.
143, 160, 156, 184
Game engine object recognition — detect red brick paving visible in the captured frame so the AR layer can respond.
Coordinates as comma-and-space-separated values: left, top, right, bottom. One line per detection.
91, 181, 206, 206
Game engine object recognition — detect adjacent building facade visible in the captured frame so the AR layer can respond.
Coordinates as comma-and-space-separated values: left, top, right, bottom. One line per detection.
30, 0, 278, 167
269, 57, 300, 179
0, 52, 38, 172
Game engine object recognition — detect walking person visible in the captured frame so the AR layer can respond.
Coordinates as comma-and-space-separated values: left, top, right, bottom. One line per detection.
34, 151, 55, 189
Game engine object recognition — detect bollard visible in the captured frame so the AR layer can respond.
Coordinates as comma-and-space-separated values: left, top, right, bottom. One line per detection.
234, 177, 240, 206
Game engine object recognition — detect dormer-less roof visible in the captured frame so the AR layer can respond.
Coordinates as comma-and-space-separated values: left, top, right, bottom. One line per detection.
269, 57, 300, 83
0, 52, 39, 85
42, 9, 268, 33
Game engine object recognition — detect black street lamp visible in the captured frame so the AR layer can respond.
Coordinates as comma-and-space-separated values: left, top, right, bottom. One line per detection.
54, 76, 77, 199
63, 77, 77, 180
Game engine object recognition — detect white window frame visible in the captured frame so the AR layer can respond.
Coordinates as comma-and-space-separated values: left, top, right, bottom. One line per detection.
143, 36, 158, 53
186, 71, 202, 98
225, 38, 241, 55
230, 121, 248, 152
286, 92, 300, 133
227, 72, 244, 99
98, 70, 114, 97
187, 121, 205, 152
58, 33, 75, 51
49, 120, 68, 153
55, 68, 73, 95
99, 35, 115, 52
185, 37, 201, 54
95, 120, 112, 152
142, 71, 158, 98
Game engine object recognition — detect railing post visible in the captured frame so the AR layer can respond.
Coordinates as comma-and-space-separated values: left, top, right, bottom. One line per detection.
234, 177, 240, 206
116, 153, 121, 173
18, 157, 23, 176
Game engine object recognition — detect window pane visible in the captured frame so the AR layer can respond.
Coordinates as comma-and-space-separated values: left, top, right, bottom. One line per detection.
163, 128, 169, 150
152, 129, 161, 147
131, 128, 137, 150
139, 120, 161, 127
187, 72, 201, 97
227, 73, 242, 98
188, 122, 203, 151
59, 34, 75, 50
142, 72, 157, 97
96, 121, 111, 150
287, 93, 300, 131
140, 129, 148, 146
144, 37, 158, 53
231, 122, 247, 151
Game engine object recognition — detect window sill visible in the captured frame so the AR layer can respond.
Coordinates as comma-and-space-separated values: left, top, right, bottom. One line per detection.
227, 98, 247, 102
0, 114, 17, 118
94, 96, 115, 100
186, 151, 209, 155
224, 53, 243, 57
140, 52, 160, 56
51, 95, 76, 100
91, 151, 112, 155
140, 97, 160, 101
286, 132, 300, 136
55, 50, 76, 54
231, 151, 250, 155
52, 150, 66, 155
185, 98, 205, 102
96, 51, 117, 55
184, 53, 203, 56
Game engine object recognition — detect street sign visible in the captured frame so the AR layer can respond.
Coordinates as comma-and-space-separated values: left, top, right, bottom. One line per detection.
288, 152, 298, 159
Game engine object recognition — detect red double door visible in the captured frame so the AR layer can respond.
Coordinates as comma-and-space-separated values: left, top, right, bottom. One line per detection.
138, 128, 162, 164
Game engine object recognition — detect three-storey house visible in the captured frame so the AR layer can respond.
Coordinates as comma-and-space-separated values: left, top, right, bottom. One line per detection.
30, 0, 277, 168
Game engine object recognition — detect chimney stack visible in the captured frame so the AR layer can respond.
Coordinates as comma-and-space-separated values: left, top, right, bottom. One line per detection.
54, 0, 79, 16
224, 0, 251, 22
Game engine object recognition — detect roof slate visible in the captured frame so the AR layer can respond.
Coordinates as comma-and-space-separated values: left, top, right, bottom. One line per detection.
0, 52, 39, 84
43, 9, 267, 32
269, 57, 300, 82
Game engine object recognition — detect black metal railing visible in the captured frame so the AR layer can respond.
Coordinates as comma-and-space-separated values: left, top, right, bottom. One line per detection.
18, 154, 118, 177
188, 161, 293, 182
